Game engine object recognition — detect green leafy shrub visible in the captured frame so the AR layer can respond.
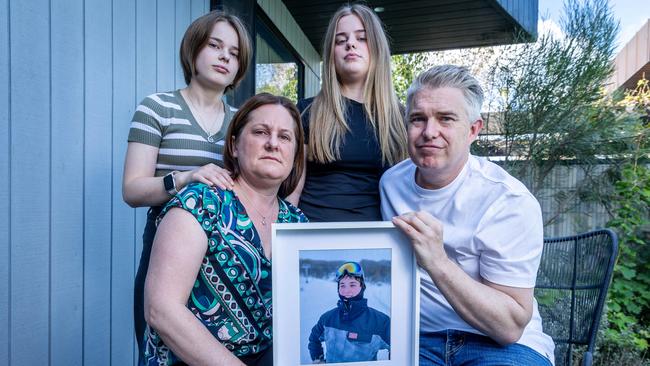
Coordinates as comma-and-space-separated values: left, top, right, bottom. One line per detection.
604, 78, 650, 354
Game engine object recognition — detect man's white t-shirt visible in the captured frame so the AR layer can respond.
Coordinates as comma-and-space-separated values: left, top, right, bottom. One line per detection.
380, 155, 555, 364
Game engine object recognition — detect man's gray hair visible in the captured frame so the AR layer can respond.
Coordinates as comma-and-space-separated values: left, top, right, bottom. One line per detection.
405, 65, 484, 121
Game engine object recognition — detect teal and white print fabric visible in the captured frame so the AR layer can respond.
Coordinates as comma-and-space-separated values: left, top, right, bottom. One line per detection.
141, 183, 307, 365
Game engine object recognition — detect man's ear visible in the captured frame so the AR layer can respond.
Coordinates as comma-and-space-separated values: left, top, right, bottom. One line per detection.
469, 118, 483, 142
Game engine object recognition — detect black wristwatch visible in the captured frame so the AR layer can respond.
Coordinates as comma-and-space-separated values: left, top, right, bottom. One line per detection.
163, 171, 179, 195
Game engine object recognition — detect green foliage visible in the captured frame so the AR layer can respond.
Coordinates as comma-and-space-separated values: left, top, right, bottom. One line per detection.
391, 53, 430, 103
256, 63, 298, 102
488, 0, 619, 194
604, 78, 650, 353
388, 0, 650, 362
391, 48, 499, 106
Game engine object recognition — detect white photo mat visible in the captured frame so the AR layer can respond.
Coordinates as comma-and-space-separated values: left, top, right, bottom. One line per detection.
272, 221, 420, 366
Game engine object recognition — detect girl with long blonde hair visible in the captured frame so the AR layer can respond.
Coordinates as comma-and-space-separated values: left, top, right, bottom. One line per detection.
289, 3, 407, 221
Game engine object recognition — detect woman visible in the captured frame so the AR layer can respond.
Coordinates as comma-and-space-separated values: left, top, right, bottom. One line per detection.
289, 4, 408, 221
122, 11, 252, 350
141, 93, 307, 366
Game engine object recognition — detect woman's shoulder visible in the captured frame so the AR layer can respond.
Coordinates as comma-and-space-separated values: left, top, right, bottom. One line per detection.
222, 98, 238, 123
279, 199, 309, 223
297, 97, 315, 112
171, 183, 234, 211
135, 90, 185, 119
223, 97, 237, 112
139, 90, 181, 108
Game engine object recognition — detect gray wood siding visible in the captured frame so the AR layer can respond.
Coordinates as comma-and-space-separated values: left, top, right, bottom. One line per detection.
493, 0, 538, 37
0, 0, 10, 364
51, 0, 85, 364
10, 0, 51, 364
1, 1, 209, 365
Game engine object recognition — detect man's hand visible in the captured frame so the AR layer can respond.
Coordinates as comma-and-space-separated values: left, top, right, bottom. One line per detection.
392, 211, 448, 271
392, 210, 534, 345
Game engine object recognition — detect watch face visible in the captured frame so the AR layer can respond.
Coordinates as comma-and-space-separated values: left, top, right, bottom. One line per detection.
164, 173, 175, 193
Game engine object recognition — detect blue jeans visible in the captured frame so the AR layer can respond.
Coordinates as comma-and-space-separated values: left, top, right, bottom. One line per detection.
420, 330, 552, 366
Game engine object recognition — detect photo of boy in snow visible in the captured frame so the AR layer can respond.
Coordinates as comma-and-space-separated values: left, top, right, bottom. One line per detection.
308, 261, 391, 363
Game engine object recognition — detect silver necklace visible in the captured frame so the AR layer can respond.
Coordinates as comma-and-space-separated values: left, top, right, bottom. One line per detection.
185, 92, 222, 142
237, 188, 277, 226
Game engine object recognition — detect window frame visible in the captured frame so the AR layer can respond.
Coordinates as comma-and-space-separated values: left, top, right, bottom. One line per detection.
254, 4, 305, 101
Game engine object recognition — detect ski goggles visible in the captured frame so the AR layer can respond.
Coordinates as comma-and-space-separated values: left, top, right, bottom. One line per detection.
336, 261, 364, 279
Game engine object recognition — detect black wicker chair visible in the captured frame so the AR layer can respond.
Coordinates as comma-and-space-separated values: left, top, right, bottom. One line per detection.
535, 229, 618, 366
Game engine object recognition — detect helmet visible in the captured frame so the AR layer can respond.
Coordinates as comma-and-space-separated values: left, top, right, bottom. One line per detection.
336, 261, 365, 289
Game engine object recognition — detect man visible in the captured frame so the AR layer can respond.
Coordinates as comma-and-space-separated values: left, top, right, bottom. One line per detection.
380, 65, 554, 365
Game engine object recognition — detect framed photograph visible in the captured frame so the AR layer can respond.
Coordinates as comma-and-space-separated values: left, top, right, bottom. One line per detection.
272, 222, 420, 366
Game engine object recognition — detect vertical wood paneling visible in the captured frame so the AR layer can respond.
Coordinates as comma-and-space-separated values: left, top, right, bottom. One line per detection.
0, 0, 10, 363
5, 1, 213, 365
136, 0, 158, 101
83, 0, 113, 364
191, 0, 206, 22
157, 0, 175, 92
50, 1, 84, 365
175, 0, 191, 89
9, 0, 51, 363
134, 0, 157, 295
111, 0, 137, 364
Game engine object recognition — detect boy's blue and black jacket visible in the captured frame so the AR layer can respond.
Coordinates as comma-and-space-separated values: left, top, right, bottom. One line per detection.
308, 298, 390, 363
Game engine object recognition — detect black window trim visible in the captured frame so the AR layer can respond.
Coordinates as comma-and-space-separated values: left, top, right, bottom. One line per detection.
254, 4, 305, 101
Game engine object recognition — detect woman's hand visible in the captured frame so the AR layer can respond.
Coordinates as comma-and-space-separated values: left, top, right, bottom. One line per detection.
122, 143, 234, 207
176, 163, 234, 191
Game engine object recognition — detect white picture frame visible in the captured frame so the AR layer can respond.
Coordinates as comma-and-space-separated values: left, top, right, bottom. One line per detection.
272, 222, 420, 366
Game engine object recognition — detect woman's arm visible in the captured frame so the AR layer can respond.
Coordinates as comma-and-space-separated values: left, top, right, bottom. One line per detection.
144, 207, 245, 366
122, 142, 171, 207
122, 142, 234, 208
285, 144, 308, 206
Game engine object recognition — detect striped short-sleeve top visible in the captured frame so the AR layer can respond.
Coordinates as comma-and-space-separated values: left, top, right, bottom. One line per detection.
128, 90, 237, 177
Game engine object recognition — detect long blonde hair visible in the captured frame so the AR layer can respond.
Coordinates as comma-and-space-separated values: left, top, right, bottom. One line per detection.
308, 4, 407, 165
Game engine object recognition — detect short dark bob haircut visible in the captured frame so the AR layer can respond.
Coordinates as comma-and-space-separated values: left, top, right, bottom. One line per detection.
223, 93, 305, 198
179, 11, 252, 89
